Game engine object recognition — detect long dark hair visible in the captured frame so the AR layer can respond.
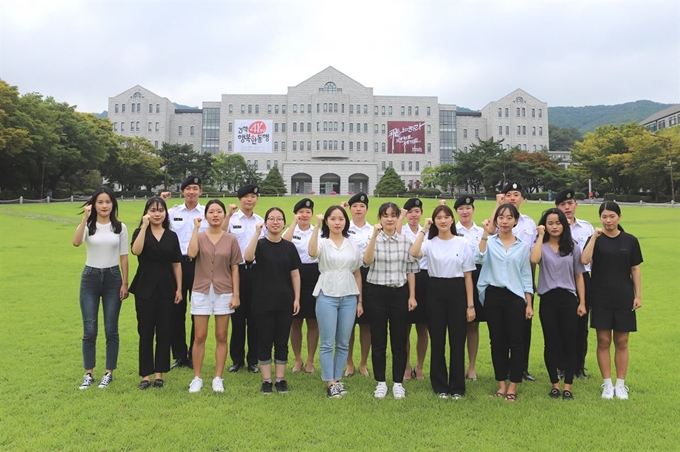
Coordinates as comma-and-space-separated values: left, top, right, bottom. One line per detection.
138, 197, 170, 230
321, 205, 350, 238
493, 203, 520, 227
538, 208, 574, 256
599, 201, 625, 232
205, 199, 226, 217
428, 205, 457, 240
81, 186, 122, 236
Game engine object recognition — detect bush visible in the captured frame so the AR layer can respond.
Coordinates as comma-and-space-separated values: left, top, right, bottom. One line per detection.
420, 187, 442, 198
603, 193, 654, 203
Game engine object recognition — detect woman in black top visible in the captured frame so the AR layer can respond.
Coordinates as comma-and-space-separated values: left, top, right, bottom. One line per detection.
245, 207, 301, 394
582, 202, 642, 401
129, 197, 183, 389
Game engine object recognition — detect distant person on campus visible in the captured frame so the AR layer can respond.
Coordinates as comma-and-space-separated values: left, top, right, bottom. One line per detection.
225, 184, 264, 373
168, 175, 209, 369
555, 188, 594, 379
72, 186, 129, 390
282, 198, 320, 374
477, 203, 533, 402
364, 202, 419, 399
186, 200, 242, 393
581, 202, 642, 400
410, 204, 476, 399
244, 207, 301, 394
531, 208, 586, 400
129, 197, 182, 389
396, 198, 429, 381
308, 206, 364, 398
343, 193, 373, 377
454, 195, 486, 381
490, 182, 538, 381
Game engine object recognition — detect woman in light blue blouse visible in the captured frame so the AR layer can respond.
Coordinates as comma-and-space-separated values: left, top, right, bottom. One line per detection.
477, 204, 533, 402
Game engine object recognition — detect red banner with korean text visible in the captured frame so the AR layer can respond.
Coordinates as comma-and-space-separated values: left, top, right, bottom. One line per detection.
387, 121, 425, 154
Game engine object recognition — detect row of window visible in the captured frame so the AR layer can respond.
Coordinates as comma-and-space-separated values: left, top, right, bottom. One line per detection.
497, 107, 543, 118
114, 103, 162, 114
244, 159, 433, 172
460, 126, 544, 138
462, 144, 545, 152
226, 121, 432, 135
230, 103, 432, 117
226, 141, 433, 153
647, 113, 680, 132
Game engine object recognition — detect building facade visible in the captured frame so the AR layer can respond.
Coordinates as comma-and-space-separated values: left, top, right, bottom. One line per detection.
640, 104, 680, 132
108, 67, 549, 194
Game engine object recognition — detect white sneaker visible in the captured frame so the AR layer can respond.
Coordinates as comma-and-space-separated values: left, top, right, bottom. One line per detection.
437, 392, 449, 399
374, 382, 388, 399
98, 372, 112, 388
392, 383, 406, 399
615, 384, 629, 400
212, 377, 224, 393
79, 373, 95, 390
601, 383, 615, 399
334, 382, 348, 395
189, 377, 203, 393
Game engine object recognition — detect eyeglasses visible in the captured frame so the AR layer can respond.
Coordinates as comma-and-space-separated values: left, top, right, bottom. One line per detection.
267, 217, 285, 222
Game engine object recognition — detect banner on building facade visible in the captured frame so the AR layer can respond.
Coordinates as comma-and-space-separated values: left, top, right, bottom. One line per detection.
387, 121, 425, 154
234, 120, 272, 153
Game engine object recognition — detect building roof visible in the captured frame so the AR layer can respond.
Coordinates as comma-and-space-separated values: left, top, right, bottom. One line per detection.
639, 104, 680, 125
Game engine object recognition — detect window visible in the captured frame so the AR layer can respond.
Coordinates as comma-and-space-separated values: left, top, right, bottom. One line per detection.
498, 108, 502, 117
274, 123, 279, 133
349, 104, 354, 114
137, 103, 140, 112
300, 140, 304, 150
228, 141, 233, 152
254, 160, 258, 169
350, 123, 354, 133
533, 145, 537, 151
113, 122, 117, 131
131, 103, 135, 113
408, 106, 412, 116
282, 123, 286, 132
268, 105, 272, 114
356, 104, 361, 114
382, 142, 386, 152
517, 126, 521, 135
248, 105, 252, 114
463, 129, 468, 138
334, 140, 338, 150
274, 142, 279, 151
308, 104, 311, 113
301, 122, 305, 132
316, 122, 320, 132
241, 104, 245, 114
523, 144, 527, 150
374, 124, 379, 133
475, 129, 479, 138
148, 122, 152, 132
154, 140, 158, 148
464, 146, 468, 152
179, 126, 183, 135
307, 141, 311, 151
356, 141, 360, 151
521, 108, 525, 117
363, 105, 367, 114
341, 141, 344, 150
416, 161, 420, 171
316, 140, 320, 150
532, 126, 536, 136
323, 140, 328, 150
506, 126, 510, 135
149, 104, 153, 113
415, 106, 419, 116
293, 141, 297, 151
334, 122, 338, 131
275, 105, 279, 114
401, 106, 405, 116
229, 104, 233, 114
381, 106, 385, 115
349, 142, 353, 151
389, 161, 393, 168
342, 122, 345, 132
539, 127, 543, 136
324, 122, 328, 132
155, 122, 159, 131
122, 104, 126, 113
531, 108, 535, 118
267, 160, 271, 170
300, 104, 304, 114
382, 124, 386, 134
341, 104, 344, 113
114, 104, 119, 113
120, 122, 125, 132
293, 123, 297, 132
427, 161, 431, 167
324, 103, 328, 113
364, 142, 368, 152
293, 104, 297, 113
427, 106, 431, 116
274, 160, 278, 168
505, 108, 508, 117
130, 121, 134, 130
229, 122, 233, 132
324, 81, 337, 93
307, 122, 311, 132
334, 103, 338, 113
522, 126, 526, 135
409, 161, 413, 171
374, 142, 379, 152
281, 141, 286, 151
427, 143, 431, 153
255, 105, 259, 114
401, 161, 405, 171
280, 105, 285, 114
516, 107, 520, 117
538, 109, 543, 118
382, 161, 386, 170
499, 126, 503, 135
389, 106, 393, 115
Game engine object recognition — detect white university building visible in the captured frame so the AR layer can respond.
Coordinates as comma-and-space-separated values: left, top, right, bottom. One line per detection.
108, 67, 549, 195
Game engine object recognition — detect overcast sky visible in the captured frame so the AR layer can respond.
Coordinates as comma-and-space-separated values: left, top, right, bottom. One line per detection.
1, 0, 678, 113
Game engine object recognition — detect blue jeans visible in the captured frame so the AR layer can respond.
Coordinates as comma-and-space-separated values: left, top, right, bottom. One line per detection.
315, 291, 357, 381
80, 266, 123, 370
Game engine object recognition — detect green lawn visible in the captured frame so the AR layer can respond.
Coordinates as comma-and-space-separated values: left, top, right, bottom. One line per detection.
1, 197, 679, 451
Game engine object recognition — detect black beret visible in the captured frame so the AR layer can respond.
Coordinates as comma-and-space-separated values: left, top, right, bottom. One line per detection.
237, 184, 259, 198
555, 189, 575, 205
454, 195, 475, 210
180, 175, 201, 191
500, 181, 523, 194
348, 192, 369, 207
403, 198, 422, 211
293, 198, 314, 213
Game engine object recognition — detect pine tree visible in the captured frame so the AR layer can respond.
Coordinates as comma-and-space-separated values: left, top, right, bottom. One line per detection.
259, 166, 287, 195
374, 167, 407, 196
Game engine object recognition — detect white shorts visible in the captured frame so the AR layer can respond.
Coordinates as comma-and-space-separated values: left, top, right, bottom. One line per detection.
190, 285, 235, 316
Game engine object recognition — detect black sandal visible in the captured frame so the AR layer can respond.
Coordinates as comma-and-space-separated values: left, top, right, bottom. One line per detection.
505, 393, 517, 402
153, 379, 164, 388
562, 390, 573, 400
549, 388, 561, 399
139, 380, 152, 390
490, 391, 506, 398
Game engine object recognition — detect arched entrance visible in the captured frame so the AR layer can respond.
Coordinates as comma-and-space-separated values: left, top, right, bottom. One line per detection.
348, 173, 369, 195
319, 173, 340, 195
291, 173, 312, 194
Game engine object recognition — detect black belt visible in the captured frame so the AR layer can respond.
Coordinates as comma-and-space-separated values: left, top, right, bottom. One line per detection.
181, 256, 194, 262
239, 263, 255, 270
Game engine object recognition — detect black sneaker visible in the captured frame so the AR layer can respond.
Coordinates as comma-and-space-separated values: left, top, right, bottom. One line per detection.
327, 383, 342, 398
275, 380, 290, 394
79, 373, 95, 390
260, 381, 273, 395
248, 364, 260, 373
98, 372, 113, 388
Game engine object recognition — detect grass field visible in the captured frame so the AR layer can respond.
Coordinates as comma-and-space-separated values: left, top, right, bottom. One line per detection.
1, 196, 679, 451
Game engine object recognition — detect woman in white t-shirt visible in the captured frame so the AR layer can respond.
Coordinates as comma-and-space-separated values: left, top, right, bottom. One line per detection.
72, 187, 129, 390
411, 205, 476, 399
308, 206, 363, 398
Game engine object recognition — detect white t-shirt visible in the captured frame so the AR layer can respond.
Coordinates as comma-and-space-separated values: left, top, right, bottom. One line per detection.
228, 210, 265, 264
168, 202, 208, 255
81, 222, 129, 268
284, 224, 320, 264
401, 223, 428, 270
421, 236, 475, 278
348, 220, 373, 257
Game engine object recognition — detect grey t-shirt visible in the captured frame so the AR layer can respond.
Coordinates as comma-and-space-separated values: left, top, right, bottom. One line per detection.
536, 242, 586, 297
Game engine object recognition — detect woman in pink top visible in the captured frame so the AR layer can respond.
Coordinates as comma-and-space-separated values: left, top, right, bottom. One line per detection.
186, 200, 242, 393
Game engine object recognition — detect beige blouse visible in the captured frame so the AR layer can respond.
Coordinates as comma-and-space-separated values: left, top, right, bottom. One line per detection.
192, 232, 242, 294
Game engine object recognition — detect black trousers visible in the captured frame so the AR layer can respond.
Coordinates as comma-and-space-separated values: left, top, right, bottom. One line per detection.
230, 265, 258, 366
539, 289, 579, 384
366, 283, 409, 383
171, 258, 195, 361
485, 287, 526, 383
427, 277, 467, 395
135, 290, 173, 377
256, 310, 293, 364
